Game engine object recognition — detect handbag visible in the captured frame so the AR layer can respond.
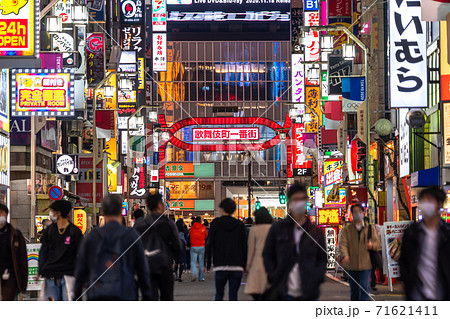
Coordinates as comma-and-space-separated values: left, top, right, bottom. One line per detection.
367, 225, 380, 269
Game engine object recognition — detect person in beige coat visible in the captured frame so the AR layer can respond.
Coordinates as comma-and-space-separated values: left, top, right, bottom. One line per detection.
245, 207, 273, 300
339, 204, 381, 301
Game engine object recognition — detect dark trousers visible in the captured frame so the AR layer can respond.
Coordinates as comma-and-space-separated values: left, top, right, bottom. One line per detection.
0, 270, 17, 301
348, 270, 371, 301
150, 269, 174, 301
214, 270, 243, 301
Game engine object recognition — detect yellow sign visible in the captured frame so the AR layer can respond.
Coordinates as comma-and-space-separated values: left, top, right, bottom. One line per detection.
305, 86, 321, 133
138, 58, 145, 90
0, 0, 37, 56
318, 208, 340, 225
167, 181, 197, 199
14, 71, 73, 116
73, 209, 87, 234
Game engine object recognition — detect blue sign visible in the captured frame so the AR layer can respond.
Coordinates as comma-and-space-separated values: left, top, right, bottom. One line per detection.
304, 0, 319, 11
342, 77, 366, 112
122, 202, 128, 216
48, 186, 63, 201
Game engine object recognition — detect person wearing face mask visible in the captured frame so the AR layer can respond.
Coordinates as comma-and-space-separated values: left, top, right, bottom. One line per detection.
338, 204, 381, 301
39, 200, 83, 301
262, 183, 327, 300
0, 203, 28, 300
399, 186, 450, 300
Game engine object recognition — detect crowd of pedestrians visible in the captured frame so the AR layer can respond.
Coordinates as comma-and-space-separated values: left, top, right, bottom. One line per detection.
1, 184, 450, 301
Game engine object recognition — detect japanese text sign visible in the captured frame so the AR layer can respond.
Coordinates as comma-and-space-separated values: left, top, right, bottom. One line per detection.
152, 0, 167, 31
120, 0, 144, 24
86, 33, 105, 86
328, 0, 351, 16
318, 208, 341, 225
0, 0, 39, 57
292, 54, 305, 103
165, 163, 194, 178
305, 86, 321, 132
324, 158, 343, 186
383, 221, 412, 278
0, 69, 9, 132
129, 165, 147, 199
304, 11, 320, 62
293, 123, 312, 176
121, 26, 144, 54
73, 209, 87, 234
444, 103, 450, 165
325, 227, 337, 269
153, 33, 167, 71
12, 69, 74, 117
169, 199, 195, 210
389, 0, 427, 108
192, 128, 259, 141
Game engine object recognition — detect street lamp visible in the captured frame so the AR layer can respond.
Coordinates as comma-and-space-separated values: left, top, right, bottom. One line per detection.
104, 85, 115, 98
307, 64, 320, 81
119, 78, 133, 91
46, 16, 62, 33
321, 35, 334, 52
72, 5, 89, 24
342, 43, 356, 60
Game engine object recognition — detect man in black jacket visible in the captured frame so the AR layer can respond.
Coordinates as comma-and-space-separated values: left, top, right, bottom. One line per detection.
134, 193, 181, 301
263, 183, 327, 300
74, 194, 151, 301
39, 200, 83, 301
206, 198, 247, 301
400, 186, 450, 300
0, 203, 28, 300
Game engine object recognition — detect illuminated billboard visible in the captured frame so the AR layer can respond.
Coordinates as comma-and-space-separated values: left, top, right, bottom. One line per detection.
0, 0, 39, 57
192, 128, 259, 141
0, 69, 9, 132
166, 0, 290, 22
11, 69, 75, 117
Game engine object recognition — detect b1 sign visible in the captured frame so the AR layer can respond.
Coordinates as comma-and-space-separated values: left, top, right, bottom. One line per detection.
304, 0, 319, 11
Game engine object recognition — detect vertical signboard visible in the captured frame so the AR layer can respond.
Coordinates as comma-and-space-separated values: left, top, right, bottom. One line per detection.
444, 103, 450, 165
389, 0, 427, 108
54, 0, 73, 24
152, 0, 167, 31
153, 33, 167, 71
440, 21, 450, 101
0, 0, 39, 57
341, 77, 365, 112
325, 227, 337, 269
0, 69, 9, 132
382, 221, 412, 278
399, 108, 410, 177
291, 53, 305, 104
305, 86, 321, 133
27, 244, 44, 291
304, 10, 320, 62
86, 33, 105, 87
293, 123, 312, 176
129, 165, 147, 198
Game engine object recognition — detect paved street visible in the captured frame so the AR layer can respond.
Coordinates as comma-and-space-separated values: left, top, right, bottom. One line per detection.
174, 271, 405, 301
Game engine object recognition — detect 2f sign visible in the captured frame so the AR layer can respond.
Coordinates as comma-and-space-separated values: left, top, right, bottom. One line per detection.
305, 0, 319, 11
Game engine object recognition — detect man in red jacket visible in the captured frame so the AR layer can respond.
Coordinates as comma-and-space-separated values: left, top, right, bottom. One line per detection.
189, 216, 208, 282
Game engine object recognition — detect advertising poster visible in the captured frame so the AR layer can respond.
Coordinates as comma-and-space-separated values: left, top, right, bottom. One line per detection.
382, 221, 412, 278
27, 244, 44, 291
328, 55, 352, 95
324, 158, 343, 186
12, 70, 75, 117
0, 0, 38, 57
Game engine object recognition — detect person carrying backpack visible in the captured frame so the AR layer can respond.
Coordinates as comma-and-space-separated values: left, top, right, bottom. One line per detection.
74, 195, 151, 301
134, 193, 181, 301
